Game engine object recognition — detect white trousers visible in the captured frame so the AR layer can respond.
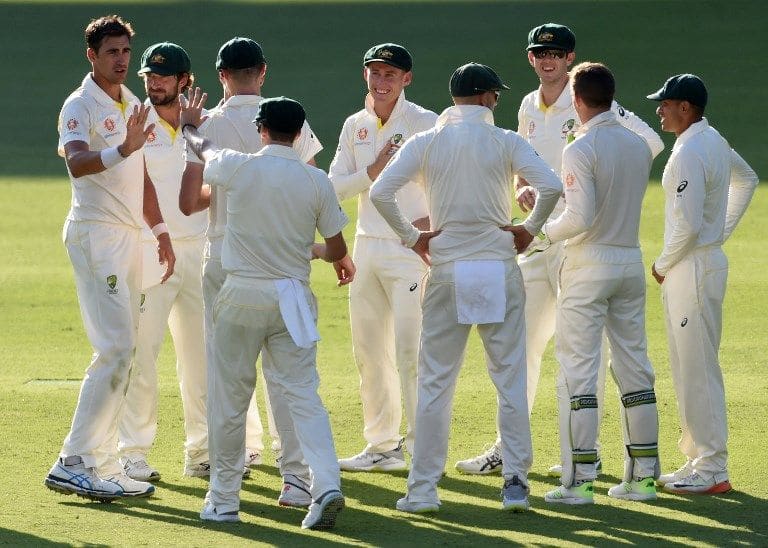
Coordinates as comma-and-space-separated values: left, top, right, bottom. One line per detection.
118, 238, 207, 465
663, 246, 729, 475
349, 237, 425, 453
208, 276, 339, 513
60, 220, 141, 474
555, 246, 657, 485
407, 259, 531, 504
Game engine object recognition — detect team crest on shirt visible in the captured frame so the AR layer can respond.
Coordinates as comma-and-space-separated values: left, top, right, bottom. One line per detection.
146, 130, 157, 143
107, 274, 118, 295
357, 128, 368, 141
66, 118, 79, 131
104, 117, 116, 132
391, 133, 403, 144
565, 172, 576, 188
527, 121, 535, 138
562, 119, 576, 142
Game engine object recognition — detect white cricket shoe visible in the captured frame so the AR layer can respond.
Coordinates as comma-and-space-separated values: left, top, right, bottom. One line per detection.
338, 442, 406, 472
544, 482, 595, 505
44, 456, 124, 502
395, 496, 440, 514
455, 443, 503, 475
501, 475, 530, 512
200, 494, 240, 522
663, 471, 732, 495
102, 472, 155, 498
608, 477, 657, 501
245, 449, 262, 467
656, 461, 694, 486
278, 474, 312, 508
547, 459, 602, 478
121, 457, 161, 482
301, 490, 345, 530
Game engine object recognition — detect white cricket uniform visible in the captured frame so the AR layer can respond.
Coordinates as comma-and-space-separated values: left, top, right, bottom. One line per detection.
655, 119, 757, 478
118, 104, 208, 466
517, 84, 664, 416
203, 145, 347, 514
371, 105, 562, 505
544, 111, 657, 485
328, 92, 437, 453
57, 74, 144, 474
188, 94, 322, 477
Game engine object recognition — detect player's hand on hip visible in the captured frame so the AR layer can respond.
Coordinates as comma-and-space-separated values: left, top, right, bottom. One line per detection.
411, 230, 441, 266
333, 255, 356, 286
651, 263, 665, 285
120, 104, 155, 156
515, 186, 537, 212
501, 224, 534, 254
179, 87, 208, 129
157, 233, 176, 283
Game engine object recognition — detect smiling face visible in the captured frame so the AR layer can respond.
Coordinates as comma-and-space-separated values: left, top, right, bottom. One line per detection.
656, 99, 687, 135
528, 48, 574, 86
364, 62, 412, 108
87, 34, 132, 87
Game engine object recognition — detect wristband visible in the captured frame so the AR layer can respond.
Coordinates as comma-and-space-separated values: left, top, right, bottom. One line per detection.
100, 146, 126, 169
151, 223, 169, 238
182, 123, 197, 135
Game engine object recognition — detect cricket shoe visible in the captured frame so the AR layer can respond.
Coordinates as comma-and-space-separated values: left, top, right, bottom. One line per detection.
200, 494, 240, 523
121, 457, 161, 483
102, 472, 155, 498
338, 442, 406, 472
245, 449, 262, 467
44, 456, 125, 502
278, 474, 312, 508
663, 471, 732, 495
544, 481, 595, 505
301, 490, 345, 530
455, 443, 503, 475
608, 477, 657, 501
656, 461, 694, 486
547, 458, 602, 478
395, 496, 440, 514
501, 475, 530, 512
184, 461, 251, 479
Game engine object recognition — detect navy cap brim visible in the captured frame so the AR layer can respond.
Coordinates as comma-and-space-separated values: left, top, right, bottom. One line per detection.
526, 44, 569, 51
137, 65, 179, 76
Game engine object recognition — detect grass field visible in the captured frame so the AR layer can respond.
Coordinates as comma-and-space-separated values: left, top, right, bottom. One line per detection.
0, 0, 766, 546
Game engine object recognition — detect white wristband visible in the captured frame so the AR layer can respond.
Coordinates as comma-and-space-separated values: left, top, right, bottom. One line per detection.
101, 146, 126, 169
151, 223, 169, 238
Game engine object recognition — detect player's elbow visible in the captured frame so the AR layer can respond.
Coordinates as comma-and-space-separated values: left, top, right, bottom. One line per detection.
323, 233, 348, 262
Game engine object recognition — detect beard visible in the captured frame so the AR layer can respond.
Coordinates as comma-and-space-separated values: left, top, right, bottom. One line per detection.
148, 91, 177, 106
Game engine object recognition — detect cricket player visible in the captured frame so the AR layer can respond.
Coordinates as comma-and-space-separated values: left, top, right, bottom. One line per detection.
181, 91, 353, 529
329, 43, 437, 471
540, 62, 659, 505
647, 74, 758, 494
44, 15, 175, 501
116, 42, 209, 482
371, 62, 562, 512
179, 37, 322, 506
456, 23, 664, 477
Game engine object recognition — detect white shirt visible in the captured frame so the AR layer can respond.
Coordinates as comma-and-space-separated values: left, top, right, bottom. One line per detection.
187, 94, 323, 242
518, 83, 664, 216
203, 145, 348, 282
329, 92, 437, 240
655, 118, 758, 275
142, 104, 207, 242
370, 105, 562, 266
544, 110, 652, 250
58, 74, 145, 227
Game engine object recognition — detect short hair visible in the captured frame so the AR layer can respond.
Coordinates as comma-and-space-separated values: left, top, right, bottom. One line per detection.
570, 62, 615, 109
222, 65, 265, 85
85, 15, 135, 53
181, 73, 195, 94
259, 122, 300, 143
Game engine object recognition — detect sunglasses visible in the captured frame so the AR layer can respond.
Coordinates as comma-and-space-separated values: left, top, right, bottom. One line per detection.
533, 49, 567, 60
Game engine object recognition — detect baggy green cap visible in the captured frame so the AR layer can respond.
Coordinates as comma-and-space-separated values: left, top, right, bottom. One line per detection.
527, 23, 576, 52
449, 62, 510, 97
647, 74, 708, 108
138, 42, 191, 76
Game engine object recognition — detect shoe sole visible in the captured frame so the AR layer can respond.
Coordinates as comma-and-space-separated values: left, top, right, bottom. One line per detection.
396, 504, 440, 513
502, 500, 529, 512
455, 466, 502, 475
200, 513, 240, 522
608, 492, 657, 501
340, 462, 407, 472
126, 473, 161, 483
279, 499, 311, 508
44, 478, 121, 503
663, 480, 732, 495
305, 494, 345, 529
544, 496, 594, 505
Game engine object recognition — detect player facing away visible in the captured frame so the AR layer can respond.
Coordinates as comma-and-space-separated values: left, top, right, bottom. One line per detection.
329, 43, 437, 472
456, 22, 664, 478
539, 63, 659, 505
181, 92, 354, 529
371, 63, 562, 512
647, 74, 758, 495
45, 15, 175, 501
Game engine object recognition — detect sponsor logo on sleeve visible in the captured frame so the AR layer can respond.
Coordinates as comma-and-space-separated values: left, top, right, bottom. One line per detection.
681, 317, 688, 327
676, 180, 688, 193
66, 118, 79, 131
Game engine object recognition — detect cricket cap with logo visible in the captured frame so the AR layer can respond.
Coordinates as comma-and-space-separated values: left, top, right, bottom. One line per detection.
526, 23, 576, 52
253, 97, 305, 134
216, 37, 266, 70
646, 73, 708, 108
363, 43, 413, 72
137, 42, 191, 76
449, 62, 510, 97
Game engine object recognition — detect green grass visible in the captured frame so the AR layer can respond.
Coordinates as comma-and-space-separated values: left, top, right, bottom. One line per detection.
0, 178, 766, 546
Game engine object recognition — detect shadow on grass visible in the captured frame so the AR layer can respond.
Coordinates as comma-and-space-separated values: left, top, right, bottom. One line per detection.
0, 528, 74, 546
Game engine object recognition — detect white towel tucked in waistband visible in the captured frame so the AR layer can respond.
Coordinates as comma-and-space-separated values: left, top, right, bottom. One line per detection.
274, 278, 320, 348
454, 260, 505, 325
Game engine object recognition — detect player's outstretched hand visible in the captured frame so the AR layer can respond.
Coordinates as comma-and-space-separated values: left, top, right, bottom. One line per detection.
121, 104, 155, 157
501, 224, 534, 254
333, 255, 356, 286
411, 230, 441, 266
157, 233, 176, 283
179, 87, 208, 130
515, 186, 537, 212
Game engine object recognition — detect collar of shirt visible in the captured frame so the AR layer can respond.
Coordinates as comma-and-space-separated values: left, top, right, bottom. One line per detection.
221, 94, 264, 109
673, 117, 710, 151
256, 143, 301, 160
364, 90, 407, 124
83, 73, 137, 109
576, 109, 618, 134
435, 104, 494, 129
535, 81, 572, 112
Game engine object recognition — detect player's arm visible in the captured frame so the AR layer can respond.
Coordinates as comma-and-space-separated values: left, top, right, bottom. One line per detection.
513, 103, 538, 211
64, 104, 155, 178
613, 101, 664, 159
142, 161, 175, 283
723, 148, 758, 241
178, 88, 215, 215
543, 144, 595, 243
312, 176, 354, 285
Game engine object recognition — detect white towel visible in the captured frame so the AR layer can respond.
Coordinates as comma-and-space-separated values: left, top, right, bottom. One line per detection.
274, 279, 320, 348
454, 260, 505, 324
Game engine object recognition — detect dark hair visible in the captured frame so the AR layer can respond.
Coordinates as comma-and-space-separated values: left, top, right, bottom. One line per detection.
571, 62, 614, 109
85, 15, 135, 52
224, 65, 266, 84
260, 122, 300, 143
181, 72, 195, 94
